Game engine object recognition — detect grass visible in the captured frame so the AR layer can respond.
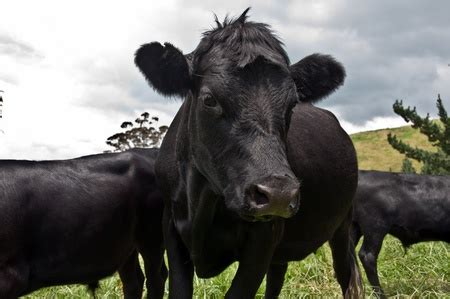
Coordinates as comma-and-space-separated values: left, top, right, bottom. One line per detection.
23, 123, 450, 298
23, 237, 450, 298
351, 124, 436, 172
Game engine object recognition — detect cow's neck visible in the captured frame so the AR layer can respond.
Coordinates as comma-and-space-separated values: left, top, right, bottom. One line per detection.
173, 101, 222, 262
185, 166, 219, 263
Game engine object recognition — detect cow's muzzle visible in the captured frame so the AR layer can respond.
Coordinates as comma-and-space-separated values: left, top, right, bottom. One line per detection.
246, 174, 300, 220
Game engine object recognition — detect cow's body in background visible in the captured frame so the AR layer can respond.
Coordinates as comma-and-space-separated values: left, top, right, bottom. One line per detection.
352, 170, 450, 298
0, 148, 166, 299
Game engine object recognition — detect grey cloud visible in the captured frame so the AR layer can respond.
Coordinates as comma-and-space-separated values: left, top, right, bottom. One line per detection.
0, 34, 43, 60
328, 1, 449, 34
74, 54, 172, 117
0, 34, 43, 87
0, 73, 19, 85
322, 55, 442, 122
76, 2, 450, 131
268, 1, 450, 125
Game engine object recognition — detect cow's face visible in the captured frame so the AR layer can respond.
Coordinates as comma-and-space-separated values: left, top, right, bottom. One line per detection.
187, 53, 301, 222
135, 13, 345, 221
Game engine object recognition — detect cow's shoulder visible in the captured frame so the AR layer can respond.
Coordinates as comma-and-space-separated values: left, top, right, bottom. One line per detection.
112, 150, 156, 180
56, 151, 154, 184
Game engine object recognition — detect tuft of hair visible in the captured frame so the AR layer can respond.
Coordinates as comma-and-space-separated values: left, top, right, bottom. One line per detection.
236, 7, 251, 24
213, 7, 250, 29
134, 42, 191, 97
196, 8, 289, 70
213, 13, 222, 29
345, 245, 364, 299
291, 53, 346, 103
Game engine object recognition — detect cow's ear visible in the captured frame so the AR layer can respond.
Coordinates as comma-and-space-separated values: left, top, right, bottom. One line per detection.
290, 54, 345, 103
135, 42, 192, 97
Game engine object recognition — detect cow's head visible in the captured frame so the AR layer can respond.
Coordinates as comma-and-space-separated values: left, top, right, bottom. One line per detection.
135, 9, 345, 221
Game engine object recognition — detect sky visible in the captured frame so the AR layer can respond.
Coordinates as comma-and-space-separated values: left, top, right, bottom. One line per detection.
0, 0, 449, 159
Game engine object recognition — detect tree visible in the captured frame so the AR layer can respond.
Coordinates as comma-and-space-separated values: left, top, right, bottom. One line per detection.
387, 94, 450, 174
400, 158, 416, 174
105, 112, 168, 152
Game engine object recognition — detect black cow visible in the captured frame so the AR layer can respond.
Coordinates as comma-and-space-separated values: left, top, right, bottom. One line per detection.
352, 170, 450, 298
135, 9, 362, 298
0, 148, 166, 299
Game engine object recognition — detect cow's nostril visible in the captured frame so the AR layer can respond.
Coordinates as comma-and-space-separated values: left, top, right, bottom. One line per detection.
254, 188, 270, 206
246, 180, 300, 218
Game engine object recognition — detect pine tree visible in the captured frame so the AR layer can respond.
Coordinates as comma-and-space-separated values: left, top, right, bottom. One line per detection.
400, 158, 416, 174
387, 94, 450, 174
105, 112, 168, 152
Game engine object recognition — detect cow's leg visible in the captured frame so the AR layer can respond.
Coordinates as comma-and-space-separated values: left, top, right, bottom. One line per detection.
328, 211, 363, 298
358, 233, 386, 298
225, 221, 282, 299
264, 262, 288, 299
165, 211, 194, 299
118, 251, 145, 299
0, 260, 28, 299
138, 241, 167, 299
351, 221, 362, 247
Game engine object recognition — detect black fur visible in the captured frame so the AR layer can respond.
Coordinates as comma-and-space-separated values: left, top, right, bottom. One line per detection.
135, 42, 191, 97
352, 170, 450, 298
136, 12, 345, 104
290, 53, 346, 103
195, 10, 289, 69
0, 149, 167, 299
137, 9, 360, 298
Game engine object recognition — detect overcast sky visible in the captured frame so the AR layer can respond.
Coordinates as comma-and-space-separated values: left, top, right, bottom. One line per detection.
0, 0, 449, 159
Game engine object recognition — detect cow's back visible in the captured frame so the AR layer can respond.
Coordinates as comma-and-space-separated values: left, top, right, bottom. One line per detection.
354, 171, 450, 246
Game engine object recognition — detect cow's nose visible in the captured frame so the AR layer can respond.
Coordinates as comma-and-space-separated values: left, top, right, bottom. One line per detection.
249, 175, 300, 219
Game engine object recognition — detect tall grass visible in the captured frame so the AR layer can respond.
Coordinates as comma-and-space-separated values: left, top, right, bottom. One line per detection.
23, 236, 449, 298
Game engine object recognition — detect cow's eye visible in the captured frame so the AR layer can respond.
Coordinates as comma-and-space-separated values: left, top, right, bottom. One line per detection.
203, 95, 217, 108
199, 90, 222, 115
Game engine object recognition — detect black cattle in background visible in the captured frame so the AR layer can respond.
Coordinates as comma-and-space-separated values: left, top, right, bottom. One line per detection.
135, 9, 362, 298
0, 148, 166, 299
352, 170, 450, 298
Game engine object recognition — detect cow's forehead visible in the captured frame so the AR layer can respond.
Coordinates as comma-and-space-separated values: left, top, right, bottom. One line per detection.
193, 20, 289, 74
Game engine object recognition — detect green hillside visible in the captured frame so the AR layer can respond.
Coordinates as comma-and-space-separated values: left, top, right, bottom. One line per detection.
351, 124, 436, 172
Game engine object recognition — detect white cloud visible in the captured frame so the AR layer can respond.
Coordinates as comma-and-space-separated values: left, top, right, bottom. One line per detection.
339, 116, 407, 135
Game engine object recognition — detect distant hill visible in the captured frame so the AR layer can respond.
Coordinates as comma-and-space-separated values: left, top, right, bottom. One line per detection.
351, 124, 435, 172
